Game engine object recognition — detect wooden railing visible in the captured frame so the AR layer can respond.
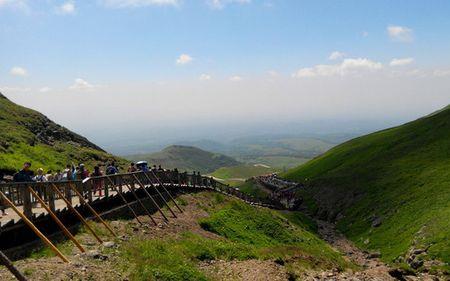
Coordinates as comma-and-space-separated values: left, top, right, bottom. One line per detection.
0, 170, 280, 221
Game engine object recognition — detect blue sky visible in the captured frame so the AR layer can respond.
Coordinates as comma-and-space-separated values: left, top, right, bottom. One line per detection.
2, 0, 450, 83
1, 0, 450, 144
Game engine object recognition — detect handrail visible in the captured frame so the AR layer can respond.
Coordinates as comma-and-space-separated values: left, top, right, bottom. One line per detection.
0, 170, 281, 223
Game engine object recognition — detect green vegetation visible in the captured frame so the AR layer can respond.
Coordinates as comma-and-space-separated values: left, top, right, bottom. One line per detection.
122, 193, 353, 281
284, 105, 450, 270
209, 164, 276, 186
238, 179, 272, 200
126, 145, 239, 173
249, 155, 310, 170
0, 93, 124, 174
122, 232, 254, 281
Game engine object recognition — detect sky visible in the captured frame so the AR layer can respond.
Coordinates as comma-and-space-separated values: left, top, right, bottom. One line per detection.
1, 0, 450, 150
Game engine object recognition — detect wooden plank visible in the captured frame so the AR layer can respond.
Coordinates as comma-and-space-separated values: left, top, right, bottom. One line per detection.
0, 250, 28, 281
68, 183, 117, 237
131, 174, 169, 222
0, 191, 69, 263
50, 184, 103, 244
28, 187, 86, 253
104, 176, 144, 225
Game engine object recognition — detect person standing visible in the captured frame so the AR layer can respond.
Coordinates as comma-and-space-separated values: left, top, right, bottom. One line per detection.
34, 168, 48, 182
13, 162, 34, 182
127, 163, 137, 173
90, 166, 104, 197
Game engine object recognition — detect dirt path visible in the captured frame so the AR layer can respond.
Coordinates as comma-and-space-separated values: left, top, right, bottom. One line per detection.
310, 220, 443, 281
313, 219, 395, 280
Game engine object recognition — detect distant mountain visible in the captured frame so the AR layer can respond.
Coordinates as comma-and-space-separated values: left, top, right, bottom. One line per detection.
284, 105, 450, 270
126, 145, 240, 173
0, 92, 123, 174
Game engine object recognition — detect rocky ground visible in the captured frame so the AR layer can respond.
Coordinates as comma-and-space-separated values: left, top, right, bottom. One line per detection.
0, 193, 446, 281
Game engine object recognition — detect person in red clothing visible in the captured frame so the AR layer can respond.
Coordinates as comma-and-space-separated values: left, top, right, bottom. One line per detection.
90, 166, 104, 197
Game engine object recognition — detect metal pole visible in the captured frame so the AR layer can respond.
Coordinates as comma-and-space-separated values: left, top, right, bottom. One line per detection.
0, 191, 69, 263
0, 250, 28, 281
67, 183, 117, 237
149, 170, 183, 213
104, 176, 143, 225
50, 184, 103, 244
122, 179, 157, 225
28, 187, 85, 253
131, 174, 169, 222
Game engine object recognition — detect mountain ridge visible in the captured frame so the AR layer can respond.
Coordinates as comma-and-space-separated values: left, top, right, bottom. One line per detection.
126, 145, 240, 173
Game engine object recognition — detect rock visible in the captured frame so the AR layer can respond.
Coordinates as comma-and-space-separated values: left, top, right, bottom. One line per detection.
85, 250, 108, 260
410, 258, 424, 269
371, 217, 382, 227
389, 268, 410, 281
412, 248, 426, 255
102, 241, 116, 248
367, 251, 381, 259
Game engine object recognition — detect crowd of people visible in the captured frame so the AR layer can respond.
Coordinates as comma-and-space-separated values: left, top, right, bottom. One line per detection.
0, 161, 204, 186
0, 161, 212, 217
9, 161, 122, 183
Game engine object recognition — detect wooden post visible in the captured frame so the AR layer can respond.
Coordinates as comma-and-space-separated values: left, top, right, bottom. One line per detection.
146, 171, 183, 213
87, 181, 93, 202
50, 184, 103, 244
132, 174, 169, 222
142, 172, 177, 218
122, 179, 157, 225
67, 183, 117, 237
0, 250, 28, 281
0, 191, 70, 263
21, 185, 32, 219
46, 183, 56, 212
28, 187, 86, 253
104, 176, 143, 225
64, 183, 72, 204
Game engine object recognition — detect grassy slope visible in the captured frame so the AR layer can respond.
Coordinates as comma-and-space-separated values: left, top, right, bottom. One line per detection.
0, 93, 124, 173
209, 164, 276, 186
283, 106, 450, 268
126, 145, 239, 173
122, 192, 353, 280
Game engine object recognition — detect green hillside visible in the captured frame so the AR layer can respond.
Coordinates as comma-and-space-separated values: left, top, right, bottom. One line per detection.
126, 145, 240, 173
284, 106, 450, 272
0, 92, 123, 174
210, 164, 276, 186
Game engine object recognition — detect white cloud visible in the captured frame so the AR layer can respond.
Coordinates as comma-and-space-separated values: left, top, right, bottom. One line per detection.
57, 1, 75, 14
176, 54, 193, 65
329, 51, 345, 60
229, 75, 243, 81
199, 74, 211, 81
69, 78, 96, 91
39, 87, 52, 93
207, 0, 251, 10
0, 0, 28, 11
100, 0, 179, 8
10, 66, 27, 76
433, 69, 450, 77
390, 57, 414, 67
362, 31, 369, 37
292, 58, 383, 78
387, 25, 414, 42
